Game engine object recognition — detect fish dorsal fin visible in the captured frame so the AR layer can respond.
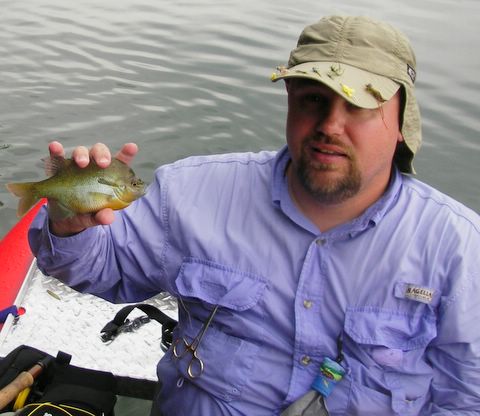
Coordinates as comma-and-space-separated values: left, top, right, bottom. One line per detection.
42, 156, 71, 177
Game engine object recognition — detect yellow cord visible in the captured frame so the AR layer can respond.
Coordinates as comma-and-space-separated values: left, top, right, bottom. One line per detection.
13, 387, 31, 410
21, 402, 96, 416
61, 404, 96, 416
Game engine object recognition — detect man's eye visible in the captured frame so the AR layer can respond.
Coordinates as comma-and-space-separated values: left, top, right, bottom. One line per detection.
302, 94, 327, 106
305, 94, 323, 102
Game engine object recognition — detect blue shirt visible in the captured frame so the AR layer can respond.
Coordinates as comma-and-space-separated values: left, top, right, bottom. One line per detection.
29, 146, 480, 415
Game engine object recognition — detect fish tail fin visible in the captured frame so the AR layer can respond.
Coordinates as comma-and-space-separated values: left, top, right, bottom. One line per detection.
5, 182, 40, 217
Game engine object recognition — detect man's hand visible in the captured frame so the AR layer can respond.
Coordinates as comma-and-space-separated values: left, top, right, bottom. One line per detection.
47, 141, 139, 237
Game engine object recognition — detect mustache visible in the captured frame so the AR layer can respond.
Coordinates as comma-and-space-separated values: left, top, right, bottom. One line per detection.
307, 132, 342, 146
303, 134, 353, 158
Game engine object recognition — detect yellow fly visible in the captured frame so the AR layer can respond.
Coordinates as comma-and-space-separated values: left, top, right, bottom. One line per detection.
340, 83, 355, 99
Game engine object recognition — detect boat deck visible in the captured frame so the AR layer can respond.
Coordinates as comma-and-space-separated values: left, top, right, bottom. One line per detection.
0, 260, 177, 399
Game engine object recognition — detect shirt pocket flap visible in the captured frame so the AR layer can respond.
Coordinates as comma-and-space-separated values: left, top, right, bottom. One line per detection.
344, 307, 437, 350
175, 257, 268, 311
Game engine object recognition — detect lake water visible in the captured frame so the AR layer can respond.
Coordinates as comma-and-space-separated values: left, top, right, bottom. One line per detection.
0, 0, 478, 412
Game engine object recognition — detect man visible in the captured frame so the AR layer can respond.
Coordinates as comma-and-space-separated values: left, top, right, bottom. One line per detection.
29, 15, 480, 415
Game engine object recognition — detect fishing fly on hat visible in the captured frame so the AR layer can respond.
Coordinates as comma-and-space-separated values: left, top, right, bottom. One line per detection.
272, 15, 422, 174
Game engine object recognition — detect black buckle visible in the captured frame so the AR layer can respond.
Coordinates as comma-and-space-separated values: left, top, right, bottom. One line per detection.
101, 315, 151, 343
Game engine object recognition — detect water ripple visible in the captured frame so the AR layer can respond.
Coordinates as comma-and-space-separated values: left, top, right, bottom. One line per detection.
0, 0, 479, 238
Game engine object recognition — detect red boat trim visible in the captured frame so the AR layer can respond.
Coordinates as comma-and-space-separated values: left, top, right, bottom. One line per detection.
0, 200, 46, 310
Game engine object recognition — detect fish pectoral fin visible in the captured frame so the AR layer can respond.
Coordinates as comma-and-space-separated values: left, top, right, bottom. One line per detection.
97, 177, 120, 187
87, 191, 114, 201
47, 200, 76, 221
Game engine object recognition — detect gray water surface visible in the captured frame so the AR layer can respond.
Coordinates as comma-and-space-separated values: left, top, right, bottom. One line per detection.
1, 0, 479, 239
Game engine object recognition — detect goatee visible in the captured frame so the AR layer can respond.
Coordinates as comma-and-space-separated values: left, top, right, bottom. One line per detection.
296, 137, 361, 204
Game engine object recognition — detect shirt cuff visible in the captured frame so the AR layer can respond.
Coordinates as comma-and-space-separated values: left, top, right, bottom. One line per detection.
29, 205, 101, 257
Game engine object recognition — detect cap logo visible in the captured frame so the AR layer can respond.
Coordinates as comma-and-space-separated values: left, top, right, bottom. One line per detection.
407, 64, 416, 83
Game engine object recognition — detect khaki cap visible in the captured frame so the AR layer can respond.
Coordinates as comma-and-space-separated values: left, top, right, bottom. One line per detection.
272, 15, 422, 174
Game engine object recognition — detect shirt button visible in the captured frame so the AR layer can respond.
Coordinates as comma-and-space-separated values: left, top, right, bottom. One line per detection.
303, 300, 313, 309
316, 239, 326, 246
300, 355, 311, 366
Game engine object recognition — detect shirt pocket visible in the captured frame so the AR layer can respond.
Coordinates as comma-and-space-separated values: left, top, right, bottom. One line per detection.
168, 257, 268, 402
343, 307, 437, 415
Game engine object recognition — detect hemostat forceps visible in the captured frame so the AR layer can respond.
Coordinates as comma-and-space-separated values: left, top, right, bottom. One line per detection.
173, 304, 219, 378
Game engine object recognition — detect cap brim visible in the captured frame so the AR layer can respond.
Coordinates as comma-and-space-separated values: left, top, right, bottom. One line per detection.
272, 61, 400, 109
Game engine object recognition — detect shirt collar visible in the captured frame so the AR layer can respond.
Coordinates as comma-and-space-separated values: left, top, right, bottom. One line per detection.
271, 145, 404, 236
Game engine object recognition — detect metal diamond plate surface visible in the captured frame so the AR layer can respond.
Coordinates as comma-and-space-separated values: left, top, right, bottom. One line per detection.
0, 261, 178, 381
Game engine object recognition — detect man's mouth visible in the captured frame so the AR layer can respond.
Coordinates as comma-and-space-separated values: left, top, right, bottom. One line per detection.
310, 145, 348, 160
313, 147, 344, 155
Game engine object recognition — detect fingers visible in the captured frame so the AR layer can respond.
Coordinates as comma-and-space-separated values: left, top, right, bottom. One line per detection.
89, 143, 111, 168
72, 143, 111, 168
49, 141, 138, 168
49, 208, 115, 237
94, 208, 115, 225
71, 146, 90, 168
49, 141, 66, 158
114, 143, 138, 165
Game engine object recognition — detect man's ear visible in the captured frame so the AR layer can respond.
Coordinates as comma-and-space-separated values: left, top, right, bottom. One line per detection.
397, 131, 404, 143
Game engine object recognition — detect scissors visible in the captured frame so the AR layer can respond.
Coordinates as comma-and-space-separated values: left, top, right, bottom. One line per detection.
173, 304, 219, 378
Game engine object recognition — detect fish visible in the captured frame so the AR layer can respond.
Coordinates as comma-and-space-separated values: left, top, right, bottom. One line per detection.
6, 156, 146, 220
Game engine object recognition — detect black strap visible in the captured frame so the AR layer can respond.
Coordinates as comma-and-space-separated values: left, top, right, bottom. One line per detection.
100, 303, 177, 351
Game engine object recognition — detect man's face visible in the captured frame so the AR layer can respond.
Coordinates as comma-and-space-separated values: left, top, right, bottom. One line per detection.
285, 79, 403, 205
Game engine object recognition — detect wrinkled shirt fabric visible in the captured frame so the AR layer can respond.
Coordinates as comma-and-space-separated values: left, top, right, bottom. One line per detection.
29, 146, 480, 415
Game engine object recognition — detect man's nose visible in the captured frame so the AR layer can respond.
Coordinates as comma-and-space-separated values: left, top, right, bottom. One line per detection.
316, 99, 346, 136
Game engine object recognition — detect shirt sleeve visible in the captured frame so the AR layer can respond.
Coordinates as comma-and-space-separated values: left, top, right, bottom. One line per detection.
426, 225, 480, 414
28, 167, 170, 304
